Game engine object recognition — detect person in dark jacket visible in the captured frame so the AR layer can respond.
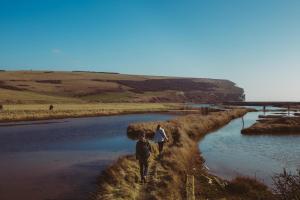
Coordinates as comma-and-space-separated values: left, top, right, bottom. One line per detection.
136, 132, 152, 183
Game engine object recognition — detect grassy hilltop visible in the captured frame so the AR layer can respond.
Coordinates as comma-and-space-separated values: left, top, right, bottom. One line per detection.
0, 70, 244, 104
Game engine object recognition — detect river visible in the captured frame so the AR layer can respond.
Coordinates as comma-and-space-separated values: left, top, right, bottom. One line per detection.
1, 108, 299, 199
199, 110, 300, 186
0, 113, 175, 200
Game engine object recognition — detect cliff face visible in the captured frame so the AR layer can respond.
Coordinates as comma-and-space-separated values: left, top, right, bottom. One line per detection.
0, 71, 244, 104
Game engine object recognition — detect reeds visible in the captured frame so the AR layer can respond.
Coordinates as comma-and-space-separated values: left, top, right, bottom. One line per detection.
93, 109, 272, 200
0, 103, 180, 122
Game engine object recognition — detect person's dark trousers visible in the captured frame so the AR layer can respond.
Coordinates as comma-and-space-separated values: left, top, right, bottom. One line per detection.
139, 158, 148, 180
158, 142, 164, 154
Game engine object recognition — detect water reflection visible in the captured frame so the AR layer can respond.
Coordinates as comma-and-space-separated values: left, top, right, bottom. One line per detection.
0, 113, 175, 200
199, 111, 300, 186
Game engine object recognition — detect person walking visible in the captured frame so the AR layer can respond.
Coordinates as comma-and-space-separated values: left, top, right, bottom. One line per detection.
136, 132, 152, 183
154, 124, 168, 158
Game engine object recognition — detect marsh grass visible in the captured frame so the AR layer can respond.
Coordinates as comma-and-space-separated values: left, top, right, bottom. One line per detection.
0, 103, 180, 122
241, 116, 300, 135
93, 109, 274, 200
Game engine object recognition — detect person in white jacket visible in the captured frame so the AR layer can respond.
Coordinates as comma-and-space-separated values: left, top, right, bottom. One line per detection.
154, 124, 168, 157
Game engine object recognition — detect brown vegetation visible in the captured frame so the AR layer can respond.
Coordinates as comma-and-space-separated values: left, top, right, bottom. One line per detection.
93, 109, 273, 200
0, 103, 180, 122
0, 71, 244, 104
225, 177, 274, 200
258, 115, 284, 119
272, 169, 300, 200
242, 116, 300, 135
35, 80, 62, 84
0, 80, 25, 91
115, 79, 216, 93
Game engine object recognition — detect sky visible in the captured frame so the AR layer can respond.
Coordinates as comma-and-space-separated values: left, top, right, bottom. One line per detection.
0, 0, 300, 101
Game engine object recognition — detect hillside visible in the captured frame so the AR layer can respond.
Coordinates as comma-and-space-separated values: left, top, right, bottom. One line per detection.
0, 71, 244, 104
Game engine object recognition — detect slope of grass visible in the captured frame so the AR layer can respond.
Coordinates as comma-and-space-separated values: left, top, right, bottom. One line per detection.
0, 71, 244, 103
0, 88, 83, 104
80, 91, 135, 102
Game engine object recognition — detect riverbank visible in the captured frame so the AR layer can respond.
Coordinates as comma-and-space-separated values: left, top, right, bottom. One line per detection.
0, 112, 178, 200
93, 109, 274, 200
242, 116, 300, 135
0, 103, 184, 123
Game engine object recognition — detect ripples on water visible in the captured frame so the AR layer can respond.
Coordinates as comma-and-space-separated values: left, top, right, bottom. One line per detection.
199, 111, 300, 186
0, 113, 175, 200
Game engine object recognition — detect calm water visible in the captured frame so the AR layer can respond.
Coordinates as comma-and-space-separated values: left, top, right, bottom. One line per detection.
188, 104, 284, 111
199, 111, 300, 186
0, 113, 175, 200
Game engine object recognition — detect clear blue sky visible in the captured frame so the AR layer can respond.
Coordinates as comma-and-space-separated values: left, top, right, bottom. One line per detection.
1, 0, 300, 101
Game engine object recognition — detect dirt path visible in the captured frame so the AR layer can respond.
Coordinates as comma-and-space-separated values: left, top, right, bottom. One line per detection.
137, 157, 158, 200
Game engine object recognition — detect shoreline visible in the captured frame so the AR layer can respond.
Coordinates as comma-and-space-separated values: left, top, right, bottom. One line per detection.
0, 110, 177, 124
0, 109, 209, 124
242, 115, 300, 135
0, 103, 188, 123
93, 109, 274, 200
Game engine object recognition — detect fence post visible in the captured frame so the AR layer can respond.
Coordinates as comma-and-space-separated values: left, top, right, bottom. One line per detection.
186, 175, 195, 200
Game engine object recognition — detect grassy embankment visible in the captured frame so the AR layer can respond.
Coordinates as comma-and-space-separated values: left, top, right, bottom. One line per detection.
93, 109, 274, 200
0, 103, 181, 122
242, 116, 300, 135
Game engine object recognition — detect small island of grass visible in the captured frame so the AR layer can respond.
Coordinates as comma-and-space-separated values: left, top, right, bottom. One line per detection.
241, 116, 300, 135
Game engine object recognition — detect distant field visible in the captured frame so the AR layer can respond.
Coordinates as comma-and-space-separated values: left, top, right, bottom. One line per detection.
0, 103, 181, 122
0, 71, 244, 104
0, 88, 83, 104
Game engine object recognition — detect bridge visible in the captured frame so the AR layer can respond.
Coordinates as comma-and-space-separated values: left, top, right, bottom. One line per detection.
223, 101, 300, 107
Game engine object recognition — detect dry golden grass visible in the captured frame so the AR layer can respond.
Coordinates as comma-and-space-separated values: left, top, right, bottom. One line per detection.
242, 116, 300, 135
0, 103, 180, 122
92, 109, 273, 200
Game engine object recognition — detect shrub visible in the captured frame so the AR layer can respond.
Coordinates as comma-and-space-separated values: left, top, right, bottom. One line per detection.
272, 169, 300, 200
226, 177, 274, 200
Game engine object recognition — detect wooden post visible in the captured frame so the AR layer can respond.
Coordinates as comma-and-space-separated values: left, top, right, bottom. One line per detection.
186, 175, 195, 200
242, 116, 245, 129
